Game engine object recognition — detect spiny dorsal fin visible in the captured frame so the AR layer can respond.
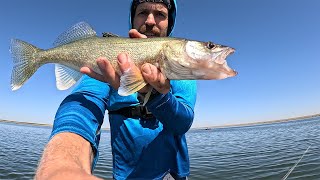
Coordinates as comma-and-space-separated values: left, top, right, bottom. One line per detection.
53, 22, 97, 47
102, 32, 120, 37
55, 64, 82, 90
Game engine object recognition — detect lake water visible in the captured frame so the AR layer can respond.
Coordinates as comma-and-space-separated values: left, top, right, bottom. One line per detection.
0, 117, 319, 179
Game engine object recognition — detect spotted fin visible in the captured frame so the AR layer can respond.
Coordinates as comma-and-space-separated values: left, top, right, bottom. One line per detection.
55, 64, 82, 90
118, 67, 147, 96
53, 22, 97, 47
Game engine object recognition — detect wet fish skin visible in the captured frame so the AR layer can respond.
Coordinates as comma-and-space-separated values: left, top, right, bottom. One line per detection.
9, 22, 237, 96
39, 36, 174, 75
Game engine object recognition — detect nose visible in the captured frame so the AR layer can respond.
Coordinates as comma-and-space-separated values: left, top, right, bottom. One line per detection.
145, 13, 156, 26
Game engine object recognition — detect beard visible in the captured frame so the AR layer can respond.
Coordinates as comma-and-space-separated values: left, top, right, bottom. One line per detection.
138, 24, 166, 37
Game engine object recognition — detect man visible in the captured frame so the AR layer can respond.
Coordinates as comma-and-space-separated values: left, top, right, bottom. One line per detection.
35, 0, 197, 179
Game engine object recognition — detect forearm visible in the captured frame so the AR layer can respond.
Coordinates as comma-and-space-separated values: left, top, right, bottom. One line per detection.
39, 75, 109, 178
44, 169, 102, 180
35, 133, 100, 180
52, 91, 107, 144
146, 80, 197, 135
147, 92, 194, 134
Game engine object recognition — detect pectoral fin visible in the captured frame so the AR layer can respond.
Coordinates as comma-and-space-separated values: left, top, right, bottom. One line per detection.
118, 67, 147, 96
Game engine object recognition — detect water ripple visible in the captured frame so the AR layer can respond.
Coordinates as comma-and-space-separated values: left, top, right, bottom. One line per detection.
1, 117, 319, 179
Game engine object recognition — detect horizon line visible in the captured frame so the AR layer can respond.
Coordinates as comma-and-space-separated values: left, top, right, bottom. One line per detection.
1, 113, 319, 130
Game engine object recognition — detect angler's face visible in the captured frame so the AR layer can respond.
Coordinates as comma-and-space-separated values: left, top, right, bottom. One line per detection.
133, 2, 169, 37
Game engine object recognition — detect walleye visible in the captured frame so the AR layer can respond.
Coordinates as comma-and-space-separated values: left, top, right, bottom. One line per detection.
10, 22, 237, 96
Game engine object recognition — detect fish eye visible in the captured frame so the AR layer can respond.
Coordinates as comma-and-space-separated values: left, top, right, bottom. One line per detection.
206, 42, 215, 49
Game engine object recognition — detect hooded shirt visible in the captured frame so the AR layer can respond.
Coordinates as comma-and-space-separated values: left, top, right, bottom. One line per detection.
129, 0, 177, 36
50, 0, 197, 179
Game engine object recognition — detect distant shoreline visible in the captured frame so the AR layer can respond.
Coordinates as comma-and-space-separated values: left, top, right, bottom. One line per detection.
196, 113, 320, 130
0, 119, 52, 127
1, 113, 319, 130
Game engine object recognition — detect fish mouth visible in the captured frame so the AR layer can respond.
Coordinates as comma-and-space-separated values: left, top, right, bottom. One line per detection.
224, 66, 238, 77
214, 47, 235, 65
215, 47, 237, 77
228, 47, 235, 55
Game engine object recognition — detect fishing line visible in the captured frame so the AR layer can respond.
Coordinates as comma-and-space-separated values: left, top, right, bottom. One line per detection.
281, 145, 311, 180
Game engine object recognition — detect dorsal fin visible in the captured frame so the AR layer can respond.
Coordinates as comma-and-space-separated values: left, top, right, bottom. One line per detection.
53, 22, 97, 47
102, 32, 120, 37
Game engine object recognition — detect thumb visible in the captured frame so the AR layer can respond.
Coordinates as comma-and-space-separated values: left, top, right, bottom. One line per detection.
129, 29, 147, 39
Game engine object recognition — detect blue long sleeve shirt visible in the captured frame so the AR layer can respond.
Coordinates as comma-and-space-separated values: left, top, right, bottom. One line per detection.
51, 75, 197, 179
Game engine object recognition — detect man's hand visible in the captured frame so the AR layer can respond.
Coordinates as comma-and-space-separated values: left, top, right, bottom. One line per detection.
80, 29, 170, 94
80, 57, 120, 90
140, 63, 170, 94
129, 29, 147, 38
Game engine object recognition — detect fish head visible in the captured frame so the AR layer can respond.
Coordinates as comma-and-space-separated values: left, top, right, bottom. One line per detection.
186, 40, 237, 79
163, 40, 237, 80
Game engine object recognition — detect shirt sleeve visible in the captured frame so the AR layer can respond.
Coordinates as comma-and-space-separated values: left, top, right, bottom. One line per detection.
50, 75, 109, 170
145, 80, 197, 135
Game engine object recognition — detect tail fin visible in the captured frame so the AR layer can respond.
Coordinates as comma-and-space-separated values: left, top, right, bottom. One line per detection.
10, 39, 42, 90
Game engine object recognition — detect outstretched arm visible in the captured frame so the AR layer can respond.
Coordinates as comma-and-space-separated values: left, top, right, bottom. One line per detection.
35, 133, 101, 180
36, 73, 111, 179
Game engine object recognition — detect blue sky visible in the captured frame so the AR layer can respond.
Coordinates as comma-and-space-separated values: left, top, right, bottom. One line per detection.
1, 0, 320, 128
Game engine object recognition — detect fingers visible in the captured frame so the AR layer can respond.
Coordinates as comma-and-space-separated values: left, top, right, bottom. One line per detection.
97, 57, 120, 89
118, 53, 166, 94
129, 29, 147, 39
81, 56, 170, 94
141, 63, 170, 94
117, 53, 132, 73
80, 66, 105, 82
80, 57, 120, 89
